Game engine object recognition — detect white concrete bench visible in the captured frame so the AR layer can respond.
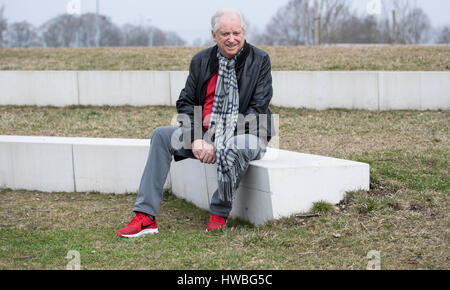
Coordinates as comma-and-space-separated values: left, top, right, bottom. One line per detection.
0, 135, 170, 194
0, 135, 369, 225
170, 148, 369, 225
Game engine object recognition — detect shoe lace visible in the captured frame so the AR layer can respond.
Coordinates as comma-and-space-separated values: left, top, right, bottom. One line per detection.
128, 213, 146, 227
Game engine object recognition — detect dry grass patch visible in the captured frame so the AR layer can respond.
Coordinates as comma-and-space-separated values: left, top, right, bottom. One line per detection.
0, 105, 177, 139
1, 106, 447, 159
277, 108, 449, 158
0, 45, 449, 71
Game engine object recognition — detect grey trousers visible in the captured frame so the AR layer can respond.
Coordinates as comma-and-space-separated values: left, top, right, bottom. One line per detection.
133, 126, 266, 217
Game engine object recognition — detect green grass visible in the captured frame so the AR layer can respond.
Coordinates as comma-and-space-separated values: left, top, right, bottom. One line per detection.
310, 202, 335, 214
0, 106, 448, 269
352, 149, 449, 192
1, 183, 447, 269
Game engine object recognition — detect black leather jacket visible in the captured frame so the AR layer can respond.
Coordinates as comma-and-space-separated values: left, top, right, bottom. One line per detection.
176, 41, 274, 148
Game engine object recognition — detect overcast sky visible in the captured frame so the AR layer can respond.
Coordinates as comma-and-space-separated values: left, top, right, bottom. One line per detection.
1, 0, 449, 45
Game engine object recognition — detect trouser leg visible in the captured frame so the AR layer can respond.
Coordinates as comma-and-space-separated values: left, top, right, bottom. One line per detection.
133, 126, 182, 217
209, 134, 266, 217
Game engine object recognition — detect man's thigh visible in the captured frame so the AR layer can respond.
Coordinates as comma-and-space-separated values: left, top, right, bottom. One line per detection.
163, 126, 196, 160
151, 126, 195, 160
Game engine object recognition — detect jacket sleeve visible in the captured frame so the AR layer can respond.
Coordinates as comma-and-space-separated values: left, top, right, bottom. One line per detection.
176, 56, 203, 147
246, 54, 273, 115
243, 54, 273, 139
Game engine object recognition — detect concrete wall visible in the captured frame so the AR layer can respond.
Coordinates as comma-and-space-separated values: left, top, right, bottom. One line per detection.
0, 71, 175, 107
77, 71, 172, 106
0, 71, 79, 106
0, 135, 170, 194
271, 71, 380, 110
0, 71, 449, 110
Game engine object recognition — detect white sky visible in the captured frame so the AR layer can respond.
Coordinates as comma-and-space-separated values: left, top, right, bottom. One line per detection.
1, 0, 449, 45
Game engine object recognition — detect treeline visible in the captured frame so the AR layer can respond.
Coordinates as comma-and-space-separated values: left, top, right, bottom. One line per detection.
1, 0, 450, 48
0, 8, 185, 48
250, 0, 450, 45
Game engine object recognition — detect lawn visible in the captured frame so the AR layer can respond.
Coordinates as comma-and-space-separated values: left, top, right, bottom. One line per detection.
0, 105, 448, 269
0, 45, 449, 71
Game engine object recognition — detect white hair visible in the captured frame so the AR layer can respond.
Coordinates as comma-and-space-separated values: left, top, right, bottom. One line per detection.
211, 8, 247, 33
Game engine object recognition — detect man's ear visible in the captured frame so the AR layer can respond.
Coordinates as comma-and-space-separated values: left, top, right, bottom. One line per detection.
211, 30, 217, 43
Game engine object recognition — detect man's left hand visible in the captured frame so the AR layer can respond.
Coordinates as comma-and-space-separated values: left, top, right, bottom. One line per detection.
192, 139, 216, 164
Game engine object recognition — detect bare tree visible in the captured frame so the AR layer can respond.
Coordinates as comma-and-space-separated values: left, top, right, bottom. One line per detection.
6, 21, 42, 47
40, 14, 79, 47
121, 24, 150, 46
436, 26, 450, 44
163, 31, 186, 46
259, 0, 352, 45
262, 0, 313, 45
0, 5, 7, 47
121, 23, 185, 46
77, 13, 106, 47
403, 7, 431, 44
337, 14, 381, 44
40, 13, 124, 47
379, 0, 431, 44
318, 0, 352, 44
93, 14, 123, 46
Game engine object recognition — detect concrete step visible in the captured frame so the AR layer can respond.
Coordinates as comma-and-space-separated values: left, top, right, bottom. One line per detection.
1, 71, 449, 110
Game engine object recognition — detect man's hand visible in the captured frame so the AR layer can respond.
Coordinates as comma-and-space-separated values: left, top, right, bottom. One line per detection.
192, 139, 216, 164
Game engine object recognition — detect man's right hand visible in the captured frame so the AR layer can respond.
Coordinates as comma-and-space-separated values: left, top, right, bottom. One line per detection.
192, 139, 216, 164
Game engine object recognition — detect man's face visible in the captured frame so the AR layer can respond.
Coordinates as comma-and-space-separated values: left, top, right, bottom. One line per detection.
212, 14, 246, 59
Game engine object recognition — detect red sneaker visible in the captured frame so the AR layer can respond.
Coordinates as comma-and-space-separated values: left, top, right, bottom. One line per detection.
206, 214, 227, 232
116, 212, 158, 238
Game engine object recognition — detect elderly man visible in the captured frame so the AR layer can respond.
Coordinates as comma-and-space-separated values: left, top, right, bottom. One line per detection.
117, 8, 274, 237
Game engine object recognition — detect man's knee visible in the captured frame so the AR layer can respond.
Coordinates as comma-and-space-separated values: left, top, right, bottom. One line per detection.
151, 126, 176, 145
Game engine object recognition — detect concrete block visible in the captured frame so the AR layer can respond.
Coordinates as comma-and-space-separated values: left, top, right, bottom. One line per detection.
169, 71, 189, 106
0, 135, 75, 192
229, 186, 274, 225
170, 148, 370, 225
0, 136, 170, 194
77, 71, 171, 106
379, 72, 422, 110
0, 71, 78, 106
169, 158, 210, 209
255, 150, 369, 221
419, 72, 450, 110
272, 71, 379, 110
314, 71, 379, 110
272, 71, 315, 108
72, 138, 161, 194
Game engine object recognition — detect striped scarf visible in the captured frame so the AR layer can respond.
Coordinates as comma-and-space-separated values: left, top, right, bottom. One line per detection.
208, 48, 247, 203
